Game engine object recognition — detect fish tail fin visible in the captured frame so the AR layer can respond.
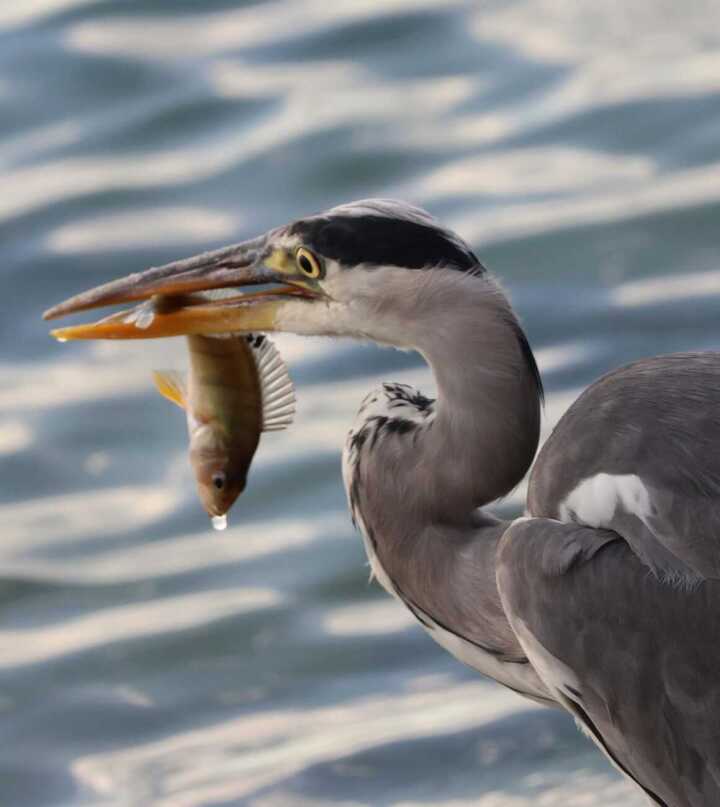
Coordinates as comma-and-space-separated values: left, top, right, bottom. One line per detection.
246, 334, 296, 432
152, 370, 188, 410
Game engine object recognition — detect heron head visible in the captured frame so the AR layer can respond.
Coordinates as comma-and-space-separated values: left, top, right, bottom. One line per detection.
45, 199, 485, 350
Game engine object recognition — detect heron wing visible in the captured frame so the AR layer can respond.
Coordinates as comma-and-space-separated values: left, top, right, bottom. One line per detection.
528, 353, 720, 582
497, 517, 720, 807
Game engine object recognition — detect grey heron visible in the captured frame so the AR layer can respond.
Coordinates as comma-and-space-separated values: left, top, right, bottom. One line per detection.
45, 199, 720, 807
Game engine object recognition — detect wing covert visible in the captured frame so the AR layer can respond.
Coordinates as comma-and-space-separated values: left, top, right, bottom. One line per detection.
497, 517, 720, 807
528, 353, 720, 582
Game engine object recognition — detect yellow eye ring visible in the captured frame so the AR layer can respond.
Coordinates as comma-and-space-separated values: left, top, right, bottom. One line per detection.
295, 247, 322, 279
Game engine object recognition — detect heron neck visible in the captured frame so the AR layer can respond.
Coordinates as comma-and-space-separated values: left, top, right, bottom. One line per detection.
414, 274, 541, 518
345, 273, 544, 674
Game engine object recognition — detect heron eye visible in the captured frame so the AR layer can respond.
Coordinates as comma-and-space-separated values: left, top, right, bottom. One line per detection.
295, 248, 322, 279
212, 472, 226, 490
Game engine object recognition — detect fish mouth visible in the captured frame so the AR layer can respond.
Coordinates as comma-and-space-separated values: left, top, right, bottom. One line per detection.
43, 233, 326, 340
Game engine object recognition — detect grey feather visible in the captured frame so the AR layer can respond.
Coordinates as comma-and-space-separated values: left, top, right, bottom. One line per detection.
342, 270, 551, 703
498, 517, 720, 807
528, 353, 720, 582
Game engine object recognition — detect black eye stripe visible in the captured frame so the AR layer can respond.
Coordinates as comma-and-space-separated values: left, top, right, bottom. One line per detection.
290, 214, 480, 272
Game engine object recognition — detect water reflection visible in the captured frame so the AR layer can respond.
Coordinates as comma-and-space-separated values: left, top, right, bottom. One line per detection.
1, 0, 718, 804
0, 419, 33, 456
0, 586, 281, 669
0, 485, 180, 551
46, 207, 239, 253
65, 0, 466, 59
612, 267, 720, 307
72, 682, 537, 806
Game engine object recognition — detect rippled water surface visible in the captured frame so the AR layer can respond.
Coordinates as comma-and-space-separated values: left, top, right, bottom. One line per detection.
3, 1, 720, 805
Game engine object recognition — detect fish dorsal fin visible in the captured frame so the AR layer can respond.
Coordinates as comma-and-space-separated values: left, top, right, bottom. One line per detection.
152, 370, 187, 410
246, 334, 295, 432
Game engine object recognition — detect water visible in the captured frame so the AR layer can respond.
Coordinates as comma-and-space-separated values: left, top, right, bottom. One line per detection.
2, 1, 720, 805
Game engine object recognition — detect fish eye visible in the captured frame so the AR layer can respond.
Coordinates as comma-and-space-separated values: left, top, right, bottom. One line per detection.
212, 472, 226, 490
295, 248, 322, 279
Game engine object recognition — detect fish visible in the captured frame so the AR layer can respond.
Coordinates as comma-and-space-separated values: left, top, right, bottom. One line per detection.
152, 331, 295, 527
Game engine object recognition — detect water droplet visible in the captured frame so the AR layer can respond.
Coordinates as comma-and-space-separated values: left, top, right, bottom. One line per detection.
211, 514, 227, 531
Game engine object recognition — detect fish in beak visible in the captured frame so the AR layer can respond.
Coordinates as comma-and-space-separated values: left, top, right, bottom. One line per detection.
153, 331, 295, 528
43, 229, 327, 340
43, 233, 312, 531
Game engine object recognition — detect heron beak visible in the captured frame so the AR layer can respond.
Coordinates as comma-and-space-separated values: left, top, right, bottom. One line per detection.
43, 235, 275, 321
48, 287, 314, 340
44, 233, 322, 340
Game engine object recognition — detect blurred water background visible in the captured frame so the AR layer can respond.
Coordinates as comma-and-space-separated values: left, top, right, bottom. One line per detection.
2, 0, 720, 804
